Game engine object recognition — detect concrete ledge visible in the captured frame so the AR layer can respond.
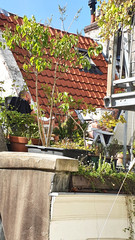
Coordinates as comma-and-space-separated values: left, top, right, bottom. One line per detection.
0, 152, 78, 172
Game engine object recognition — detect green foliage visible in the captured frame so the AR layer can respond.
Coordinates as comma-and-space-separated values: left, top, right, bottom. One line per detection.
29, 122, 40, 139
0, 107, 35, 138
53, 139, 87, 150
0, 98, 37, 138
0, 81, 5, 93
88, 43, 103, 57
98, 0, 135, 40
53, 117, 87, 143
106, 138, 123, 157
8, 111, 35, 137
77, 155, 115, 180
132, 140, 135, 156
99, 111, 126, 132
91, 142, 106, 156
3, 15, 51, 72
76, 156, 135, 194
97, 155, 114, 175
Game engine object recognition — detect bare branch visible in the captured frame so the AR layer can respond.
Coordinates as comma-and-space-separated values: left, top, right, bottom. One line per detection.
67, 7, 82, 32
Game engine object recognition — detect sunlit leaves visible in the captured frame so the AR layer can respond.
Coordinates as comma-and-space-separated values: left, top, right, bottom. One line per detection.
88, 44, 103, 57
98, 0, 135, 40
2, 15, 51, 72
1, 14, 102, 75
99, 112, 126, 131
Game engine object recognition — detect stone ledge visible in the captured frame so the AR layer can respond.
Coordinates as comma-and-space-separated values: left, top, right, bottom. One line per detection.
0, 152, 78, 172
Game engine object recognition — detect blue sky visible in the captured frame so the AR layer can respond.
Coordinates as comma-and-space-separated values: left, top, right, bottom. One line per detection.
0, 0, 94, 35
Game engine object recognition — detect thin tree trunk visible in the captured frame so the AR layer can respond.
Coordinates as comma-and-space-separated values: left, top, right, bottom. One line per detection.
35, 71, 46, 146
46, 62, 58, 146
68, 113, 86, 148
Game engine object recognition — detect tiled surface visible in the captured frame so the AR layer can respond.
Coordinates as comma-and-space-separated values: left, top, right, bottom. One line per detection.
0, 12, 108, 117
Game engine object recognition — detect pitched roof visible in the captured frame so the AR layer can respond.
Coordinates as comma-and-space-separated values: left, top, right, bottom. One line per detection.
0, 11, 108, 117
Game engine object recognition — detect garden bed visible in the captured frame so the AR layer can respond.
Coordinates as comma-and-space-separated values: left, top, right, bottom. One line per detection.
70, 175, 135, 194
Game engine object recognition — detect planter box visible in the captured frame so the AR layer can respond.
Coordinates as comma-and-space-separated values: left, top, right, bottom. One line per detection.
70, 175, 119, 193
27, 145, 117, 168
27, 145, 64, 155
70, 175, 135, 194
27, 145, 88, 158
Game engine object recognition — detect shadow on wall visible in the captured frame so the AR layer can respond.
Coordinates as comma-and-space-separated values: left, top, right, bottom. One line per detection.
0, 215, 5, 240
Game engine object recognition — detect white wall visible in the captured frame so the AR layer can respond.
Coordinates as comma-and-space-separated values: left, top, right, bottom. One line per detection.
50, 193, 135, 240
112, 111, 135, 146
0, 31, 25, 98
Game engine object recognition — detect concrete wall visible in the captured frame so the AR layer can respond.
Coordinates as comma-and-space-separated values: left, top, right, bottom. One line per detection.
0, 152, 78, 240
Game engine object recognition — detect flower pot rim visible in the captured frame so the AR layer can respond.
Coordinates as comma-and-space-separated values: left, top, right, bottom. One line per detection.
9, 135, 28, 144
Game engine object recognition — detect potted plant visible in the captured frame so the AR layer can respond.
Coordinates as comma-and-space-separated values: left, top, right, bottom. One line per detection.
0, 102, 36, 151
8, 110, 35, 152
29, 122, 42, 146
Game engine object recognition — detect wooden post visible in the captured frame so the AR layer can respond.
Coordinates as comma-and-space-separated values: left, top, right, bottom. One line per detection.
107, 34, 118, 96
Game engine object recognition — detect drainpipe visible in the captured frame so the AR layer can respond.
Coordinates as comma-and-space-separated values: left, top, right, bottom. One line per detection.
88, 0, 97, 23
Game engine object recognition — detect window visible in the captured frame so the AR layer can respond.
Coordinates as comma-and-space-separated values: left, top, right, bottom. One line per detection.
78, 48, 103, 75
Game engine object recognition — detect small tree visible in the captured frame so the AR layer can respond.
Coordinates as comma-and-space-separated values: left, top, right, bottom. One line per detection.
1, 15, 102, 146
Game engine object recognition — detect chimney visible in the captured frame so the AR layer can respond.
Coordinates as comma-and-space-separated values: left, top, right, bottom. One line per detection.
88, 0, 97, 23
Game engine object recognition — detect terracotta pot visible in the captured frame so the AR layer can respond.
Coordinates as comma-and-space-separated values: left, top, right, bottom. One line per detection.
9, 135, 28, 152
31, 138, 42, 146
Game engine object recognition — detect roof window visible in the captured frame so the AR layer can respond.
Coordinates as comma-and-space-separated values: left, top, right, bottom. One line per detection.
78, 48, 103, 75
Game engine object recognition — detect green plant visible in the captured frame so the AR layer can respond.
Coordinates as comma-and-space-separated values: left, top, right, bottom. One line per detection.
1, 16, 88, 146
99, 112, 126, 132
0, 101, 35, 138
91, 142, 106, 156
97, 0, 135, 41
53, 117, 88, 143
75, 156, 135, 194
132, 140, 135, 156
9, 111, 35, 137
53, 119, 71, 141
106, 138, 123, 157
29, 122, 40, 139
